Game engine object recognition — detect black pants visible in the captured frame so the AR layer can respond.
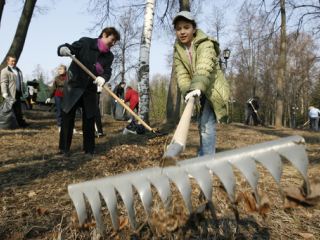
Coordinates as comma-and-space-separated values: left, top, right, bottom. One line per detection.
95, 94, 103, 134
59, 96, 95, 153
13, 91, 26, 126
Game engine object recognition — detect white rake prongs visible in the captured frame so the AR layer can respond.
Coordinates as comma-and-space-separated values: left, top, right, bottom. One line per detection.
68, 135, 310, 232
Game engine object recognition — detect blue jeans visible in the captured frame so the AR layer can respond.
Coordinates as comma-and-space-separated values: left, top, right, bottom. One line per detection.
54, 96, 62, 127
198, 99, 216, 156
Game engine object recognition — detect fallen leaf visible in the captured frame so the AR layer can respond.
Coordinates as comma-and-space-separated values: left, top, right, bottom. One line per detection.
298, 232, 314, 239
27, 191, 37, 198
36, 207, 49, 215
237, 191, 257, 212
119, 216, 129, 230
284, 185, 319, 207
258, 194, 270, 218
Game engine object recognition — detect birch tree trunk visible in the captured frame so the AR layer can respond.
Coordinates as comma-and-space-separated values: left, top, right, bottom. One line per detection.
0, 0, 37, 70
275, 0, 286, 127
137, 0, 156, 123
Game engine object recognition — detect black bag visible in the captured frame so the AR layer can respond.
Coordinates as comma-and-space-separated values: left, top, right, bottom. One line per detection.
0, 98, 18, 129
126, 120, 146, 134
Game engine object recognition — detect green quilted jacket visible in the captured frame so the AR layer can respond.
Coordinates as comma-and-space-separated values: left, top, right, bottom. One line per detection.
173, 29, 230, 121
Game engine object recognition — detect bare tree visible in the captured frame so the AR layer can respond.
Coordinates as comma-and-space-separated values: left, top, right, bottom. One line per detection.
0, 0, 37, 70
288, 0, 320, 35
207, 5, 226, 42
137, 0, 156, 123
274, 0, 287, 127
111, 8, 141, 84
0, 0, 5, 26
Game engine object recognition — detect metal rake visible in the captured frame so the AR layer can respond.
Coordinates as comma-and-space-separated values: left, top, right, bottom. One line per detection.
68, 135, 310, 232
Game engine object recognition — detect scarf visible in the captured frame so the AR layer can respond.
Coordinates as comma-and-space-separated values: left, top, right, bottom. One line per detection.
96, 38, 110, 75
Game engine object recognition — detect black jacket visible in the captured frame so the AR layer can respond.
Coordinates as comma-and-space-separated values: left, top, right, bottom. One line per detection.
57, 37, 114, 118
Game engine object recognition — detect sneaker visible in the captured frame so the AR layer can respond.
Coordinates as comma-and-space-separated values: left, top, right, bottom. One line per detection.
57, 150, 70, 157
122, 127, 137, 135
96, 132, 105, 138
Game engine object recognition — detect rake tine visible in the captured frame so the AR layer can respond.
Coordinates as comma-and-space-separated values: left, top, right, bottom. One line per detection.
276, 145, 310, 193
131, 178, 153, 216
187, 166, 213, 201
68, 184, 88, 225
254, 150, 283, 184
229, 156, 260, 203
164, 167, 193, 213
82, 187, 104, 232
148, 173, 172, 209
113, 181, 137, 229
96, 183, 119, 230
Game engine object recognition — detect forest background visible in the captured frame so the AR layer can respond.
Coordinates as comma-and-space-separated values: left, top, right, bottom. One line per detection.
1, 0, 320, 127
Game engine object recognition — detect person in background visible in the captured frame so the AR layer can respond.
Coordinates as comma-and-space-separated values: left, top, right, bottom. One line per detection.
0, 55, 29, 127
46, 64, 68, 131
112, 81, 126, 117
124, 86, 139, 113
245, 96, 261, 126
172, 11, 230, 156
57, 27, 120, 157
308, 106, 320, 131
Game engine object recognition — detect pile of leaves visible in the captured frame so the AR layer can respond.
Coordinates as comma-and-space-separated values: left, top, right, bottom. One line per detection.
0, 110, 319, 239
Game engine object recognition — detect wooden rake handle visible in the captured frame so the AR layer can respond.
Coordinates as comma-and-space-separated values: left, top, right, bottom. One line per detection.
68, 54, 155, 133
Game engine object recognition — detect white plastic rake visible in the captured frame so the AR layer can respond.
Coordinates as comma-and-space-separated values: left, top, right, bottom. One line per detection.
68, 135, 310, 232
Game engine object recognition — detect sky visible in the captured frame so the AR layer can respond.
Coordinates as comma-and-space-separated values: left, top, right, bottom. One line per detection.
0, 0, 239, 84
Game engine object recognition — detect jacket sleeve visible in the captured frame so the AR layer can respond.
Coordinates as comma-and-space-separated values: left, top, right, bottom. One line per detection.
190, 40, 218, 92
0, 69, 9, 96
174, 51, 191, 96
50, 78, 57, 98
57, 37, 87, 57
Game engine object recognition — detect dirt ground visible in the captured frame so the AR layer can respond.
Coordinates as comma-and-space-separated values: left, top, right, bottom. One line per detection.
0, 109, 319, 240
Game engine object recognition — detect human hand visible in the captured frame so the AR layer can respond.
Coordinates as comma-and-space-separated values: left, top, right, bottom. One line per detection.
2, 93, 8, 99
59, 46, 71, 56
94, 76, 106, 87
185, 89, 201, 102
45, 98, 51, 104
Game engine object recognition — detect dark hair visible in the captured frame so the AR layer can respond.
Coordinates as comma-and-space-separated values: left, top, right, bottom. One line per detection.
6, 55, 17, 61
173, 16, 197, 29
58, 64, 67, 70
99, 27, 120, 41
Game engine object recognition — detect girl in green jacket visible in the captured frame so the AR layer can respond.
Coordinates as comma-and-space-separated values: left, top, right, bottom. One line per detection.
173, 11, 230, 156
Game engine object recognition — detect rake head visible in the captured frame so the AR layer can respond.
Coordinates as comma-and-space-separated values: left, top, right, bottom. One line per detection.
68, 135, 310, 233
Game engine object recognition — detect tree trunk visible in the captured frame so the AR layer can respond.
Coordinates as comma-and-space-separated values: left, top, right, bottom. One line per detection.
275, 0, 286, 127
137, 0, 155, 123
166, 65, 181, 124
0, 0, 37, 70
121, 48, 125, 82
165, 0, 190, 124
0, 0, 5, 27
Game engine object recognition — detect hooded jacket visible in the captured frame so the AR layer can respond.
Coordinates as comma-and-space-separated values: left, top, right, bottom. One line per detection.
174, 29, 230, 121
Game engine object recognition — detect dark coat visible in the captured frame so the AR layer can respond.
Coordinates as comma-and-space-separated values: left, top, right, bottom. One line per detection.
57, 37, 114, 118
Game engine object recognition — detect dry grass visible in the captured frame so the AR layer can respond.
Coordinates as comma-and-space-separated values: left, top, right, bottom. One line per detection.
0, 110, 319, 239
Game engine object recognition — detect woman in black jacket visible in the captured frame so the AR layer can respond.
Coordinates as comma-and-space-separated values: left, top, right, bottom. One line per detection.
57, 27, 120, 156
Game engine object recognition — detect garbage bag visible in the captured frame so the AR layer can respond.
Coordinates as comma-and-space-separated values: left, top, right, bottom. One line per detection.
0, 98, 18, 129
114, 102, 126, 120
